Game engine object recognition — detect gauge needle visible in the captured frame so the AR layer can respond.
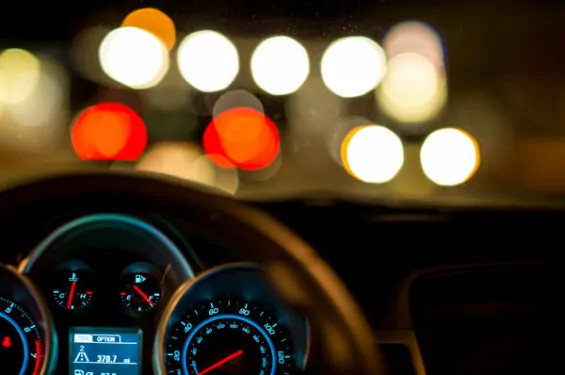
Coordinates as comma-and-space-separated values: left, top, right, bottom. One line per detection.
67, 281, 77, 309
133, 285, 154, 307
198, 350, 244, 375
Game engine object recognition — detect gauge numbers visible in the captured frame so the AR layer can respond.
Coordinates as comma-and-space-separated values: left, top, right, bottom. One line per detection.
0, 297, 45, 375
165, 298, 295, 375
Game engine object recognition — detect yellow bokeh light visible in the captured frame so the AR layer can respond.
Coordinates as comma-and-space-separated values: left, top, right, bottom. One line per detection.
378, 52, 447, 123
0, 49, 41, 105
136, 142, 239, 195
420, 128, 480, 186
122, 8, 176, 51
341, 125, 404, 183
177, 30, 239, 93
251, 36, 309, 95
137, 142, 215, 185
321, 36, 387, 98
7, 62, 64, 127
99, 26, 169, 89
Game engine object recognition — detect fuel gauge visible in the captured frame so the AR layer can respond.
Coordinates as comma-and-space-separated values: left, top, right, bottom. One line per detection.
120, 263, 162, 314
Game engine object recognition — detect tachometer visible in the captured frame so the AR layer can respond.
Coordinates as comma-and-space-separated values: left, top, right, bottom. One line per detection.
164, 298, 295, 375
0, 296, 45, 375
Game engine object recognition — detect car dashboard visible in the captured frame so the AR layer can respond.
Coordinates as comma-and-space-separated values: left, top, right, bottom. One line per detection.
0, 175, 320, 375
0, 173, 562, 375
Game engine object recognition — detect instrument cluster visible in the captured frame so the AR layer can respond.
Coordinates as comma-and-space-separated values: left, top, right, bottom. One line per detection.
0, 213, 308, 375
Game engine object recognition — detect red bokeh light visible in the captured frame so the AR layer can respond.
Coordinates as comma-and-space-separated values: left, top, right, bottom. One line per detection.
71, 103, 147, 161
203, 107, 280, 171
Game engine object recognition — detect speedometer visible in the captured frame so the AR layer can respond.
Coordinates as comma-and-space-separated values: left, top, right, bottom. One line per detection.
165, 298, 295, 375
0, 297, 45, 375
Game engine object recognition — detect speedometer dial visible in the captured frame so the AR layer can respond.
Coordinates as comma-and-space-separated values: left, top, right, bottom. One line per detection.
0, 297, 45, 375
165, 298, 295, 375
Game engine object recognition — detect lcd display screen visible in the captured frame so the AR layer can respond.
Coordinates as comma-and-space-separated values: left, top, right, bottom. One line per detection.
69, 327, 142, 375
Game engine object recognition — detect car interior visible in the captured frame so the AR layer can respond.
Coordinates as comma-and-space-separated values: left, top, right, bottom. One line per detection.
0, 1, 563, 375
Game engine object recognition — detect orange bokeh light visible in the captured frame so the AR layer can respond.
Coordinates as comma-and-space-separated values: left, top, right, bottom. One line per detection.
122, 8, 176, 51
203, 107, 280, 171
71, 103, 147, 161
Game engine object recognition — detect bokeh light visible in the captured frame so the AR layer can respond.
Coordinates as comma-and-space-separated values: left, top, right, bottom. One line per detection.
203, 107, 280, 171
122, 8, 176, 51
6, 58, 65, 127
378, 53, 447, 123
136, 142, 239, 194
137, 142, 214, 183
420, 128, 480, 186
177, 30, 239, 92
71, 103, 147, 160
251, 36, 309, 95
341, 125, 404, 183
99, 26, 169, 89
0, 49, 41, 105
212, 90, 264, 118
321, 36, 387, 98
384, 21, 444, 69
71, 27, 114, 84
379, 21, 447, 124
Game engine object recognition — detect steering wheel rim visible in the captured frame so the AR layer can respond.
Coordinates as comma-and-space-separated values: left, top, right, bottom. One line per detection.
0, 171, 381, 375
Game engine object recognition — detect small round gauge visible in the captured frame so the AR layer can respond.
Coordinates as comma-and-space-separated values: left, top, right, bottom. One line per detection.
0, 296, 45, 375
120, 265, 162, 314
165, 298, 295, 375
51, 261, 95, 311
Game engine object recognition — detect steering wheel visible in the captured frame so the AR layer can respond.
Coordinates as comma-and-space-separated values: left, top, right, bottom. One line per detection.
0, 172, 380, 375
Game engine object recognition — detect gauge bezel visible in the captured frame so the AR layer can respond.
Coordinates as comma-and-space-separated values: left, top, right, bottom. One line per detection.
179, 311, 278, 375
119, 262, 163, 315
51, 259, 95, 312
0, 264, 56, 375
154, 263, 309, 375
18, 213, 194, 279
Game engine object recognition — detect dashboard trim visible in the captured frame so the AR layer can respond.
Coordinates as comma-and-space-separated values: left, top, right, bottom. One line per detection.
18, 213, 194, 279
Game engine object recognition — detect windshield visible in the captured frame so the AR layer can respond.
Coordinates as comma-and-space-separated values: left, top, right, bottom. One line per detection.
0, 0, 562, 205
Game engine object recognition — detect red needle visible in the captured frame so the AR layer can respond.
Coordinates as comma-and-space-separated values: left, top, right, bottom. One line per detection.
198, 350, 244, 375
133, 285, 155, 307
67, 281, 77, 309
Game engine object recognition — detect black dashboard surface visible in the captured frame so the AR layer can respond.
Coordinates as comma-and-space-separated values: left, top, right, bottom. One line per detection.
260, 201, 561, 327
260, 201, 565, 374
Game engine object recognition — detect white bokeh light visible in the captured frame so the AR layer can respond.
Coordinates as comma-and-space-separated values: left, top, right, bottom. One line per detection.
378, 52, 447, 123
99, 26, 169, 89
321, 36, 387, 98
342, 125, 404, 183
420, 128, 480, 186
251, 36, 309, 95
177, 30, 239, 92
